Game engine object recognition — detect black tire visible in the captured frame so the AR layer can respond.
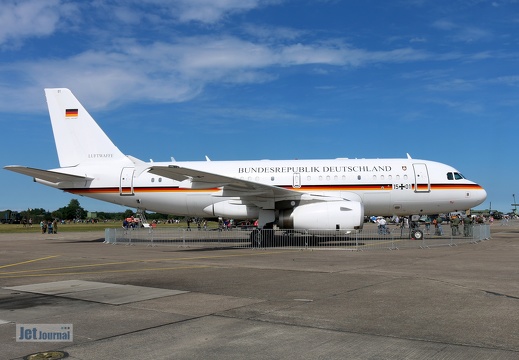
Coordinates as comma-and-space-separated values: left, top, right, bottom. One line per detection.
411, 229, 423, 240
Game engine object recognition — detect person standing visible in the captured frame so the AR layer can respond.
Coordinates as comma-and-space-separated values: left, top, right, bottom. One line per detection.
424, 216, 431, 235
450, 215, 460, 236
463, 216, 473, 237
434, 217, 444, 236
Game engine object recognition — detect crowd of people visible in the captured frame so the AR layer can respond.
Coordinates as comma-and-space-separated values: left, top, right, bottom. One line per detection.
40, 219, 59, 234
372, 213, 509, 238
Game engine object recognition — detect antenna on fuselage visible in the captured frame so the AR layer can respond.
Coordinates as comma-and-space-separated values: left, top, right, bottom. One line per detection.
406, 153, 412, 159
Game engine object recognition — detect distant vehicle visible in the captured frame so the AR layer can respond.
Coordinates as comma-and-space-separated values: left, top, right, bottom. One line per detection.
0, 210, 21, 224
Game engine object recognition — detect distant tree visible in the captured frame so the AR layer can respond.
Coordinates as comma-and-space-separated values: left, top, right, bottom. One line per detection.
51, 209, 64, 220
147, 212, 169, 221
56, 199, 87, 220
19, 208, 51, 222
123, 209, 134, 219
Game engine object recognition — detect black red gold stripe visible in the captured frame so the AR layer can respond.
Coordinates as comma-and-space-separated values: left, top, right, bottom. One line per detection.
65, 109, 78, 117
62, 183, 483, 195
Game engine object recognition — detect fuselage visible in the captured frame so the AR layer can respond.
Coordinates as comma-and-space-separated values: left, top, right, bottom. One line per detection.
6, 89, 487, 233
44, 157, 487, 218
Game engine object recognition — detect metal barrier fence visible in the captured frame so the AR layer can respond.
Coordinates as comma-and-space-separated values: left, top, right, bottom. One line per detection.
104, 224, 490, 250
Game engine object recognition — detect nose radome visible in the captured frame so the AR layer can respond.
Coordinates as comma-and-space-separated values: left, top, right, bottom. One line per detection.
474, 187, 487, 207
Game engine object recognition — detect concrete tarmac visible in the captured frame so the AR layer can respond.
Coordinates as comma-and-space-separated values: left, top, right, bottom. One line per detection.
1, 221, 518, 359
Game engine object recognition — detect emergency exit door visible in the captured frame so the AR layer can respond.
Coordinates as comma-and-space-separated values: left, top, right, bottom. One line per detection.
120, 167, 135, 195
292, 173, 301, 188
413, 163, 430, 192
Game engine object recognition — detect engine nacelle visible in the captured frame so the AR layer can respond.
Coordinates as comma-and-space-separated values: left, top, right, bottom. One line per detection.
203, 200, 260, 218
278, 200, 364, 231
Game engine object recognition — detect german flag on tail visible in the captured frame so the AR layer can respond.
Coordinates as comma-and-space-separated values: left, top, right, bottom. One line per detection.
65, 109, 78, 118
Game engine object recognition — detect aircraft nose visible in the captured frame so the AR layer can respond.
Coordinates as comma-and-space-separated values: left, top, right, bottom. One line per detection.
473, 186, 487, 206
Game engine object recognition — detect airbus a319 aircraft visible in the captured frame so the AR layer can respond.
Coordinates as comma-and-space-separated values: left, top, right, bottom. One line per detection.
5, 88, 486, 240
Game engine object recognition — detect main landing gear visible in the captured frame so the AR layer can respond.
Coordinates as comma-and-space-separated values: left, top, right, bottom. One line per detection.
411, 229, 423, 240
409, 215, 424, 240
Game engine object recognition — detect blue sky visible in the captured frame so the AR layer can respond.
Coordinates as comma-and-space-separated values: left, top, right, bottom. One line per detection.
0, 0, 518, 214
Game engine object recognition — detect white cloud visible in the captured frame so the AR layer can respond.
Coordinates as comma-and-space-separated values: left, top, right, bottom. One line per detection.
0, 33, 436, 112
174, 0, 274, 23
410, 37, 427, 43
432, 19, 457, 31
427, 98, 484, 114
432, 19, 493, 43
123, 0, 276, 24
426, 78, 476, 92
0, 1, 481, 114
242, 23, 305, 41
0, 0, 78, 46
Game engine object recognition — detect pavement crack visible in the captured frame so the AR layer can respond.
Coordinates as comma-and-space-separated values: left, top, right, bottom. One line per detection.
483, 290, 519, 300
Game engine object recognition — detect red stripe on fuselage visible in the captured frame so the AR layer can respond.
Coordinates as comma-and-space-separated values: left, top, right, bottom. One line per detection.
63, 183, 483, 195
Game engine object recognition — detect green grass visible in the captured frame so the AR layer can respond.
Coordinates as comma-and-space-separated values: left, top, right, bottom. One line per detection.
0, 221, 220, 233
0, 222, 116, 234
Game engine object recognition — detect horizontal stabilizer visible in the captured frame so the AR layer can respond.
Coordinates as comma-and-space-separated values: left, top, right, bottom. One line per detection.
4, 166, 92, 184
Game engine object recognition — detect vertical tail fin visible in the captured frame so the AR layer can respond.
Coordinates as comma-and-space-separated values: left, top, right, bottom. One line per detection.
45, 88, 129, 167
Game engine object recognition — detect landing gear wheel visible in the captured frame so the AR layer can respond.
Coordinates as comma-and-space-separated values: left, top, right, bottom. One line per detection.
411, 229, 423, 240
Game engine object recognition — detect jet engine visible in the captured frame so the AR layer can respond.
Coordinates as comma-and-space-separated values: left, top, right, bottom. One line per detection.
203, 200, 260, 218
277, 200, 364, 231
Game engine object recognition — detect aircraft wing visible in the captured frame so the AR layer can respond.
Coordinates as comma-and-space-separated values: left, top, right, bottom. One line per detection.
4, 166, 93, 183
148, 165, 299, 198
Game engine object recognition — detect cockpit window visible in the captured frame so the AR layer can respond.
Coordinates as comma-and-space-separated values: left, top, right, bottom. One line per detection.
447, 172, 465, 180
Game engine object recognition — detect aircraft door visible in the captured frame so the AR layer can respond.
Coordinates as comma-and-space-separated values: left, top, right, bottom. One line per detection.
120, 167, 135, 195
293, 173, 301, 188
413, 163, 430, 192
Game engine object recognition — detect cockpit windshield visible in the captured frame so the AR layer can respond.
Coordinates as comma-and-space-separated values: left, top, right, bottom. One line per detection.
447, 172, 465, 180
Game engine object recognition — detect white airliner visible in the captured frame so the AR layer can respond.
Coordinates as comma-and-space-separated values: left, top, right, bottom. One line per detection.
5, 88, 486, 240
